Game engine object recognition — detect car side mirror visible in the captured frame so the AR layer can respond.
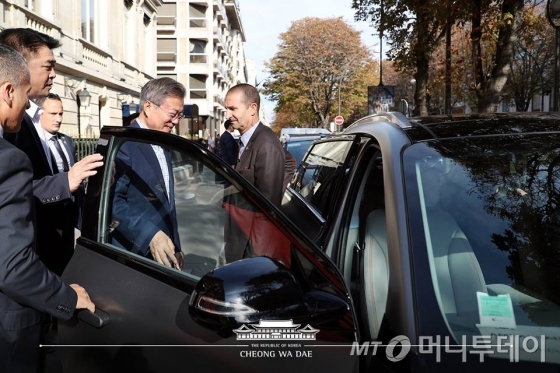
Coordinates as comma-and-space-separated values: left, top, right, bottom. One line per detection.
188, 256, 349, 336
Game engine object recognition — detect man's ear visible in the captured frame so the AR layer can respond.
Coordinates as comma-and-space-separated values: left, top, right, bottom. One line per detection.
0, 82, 14, 106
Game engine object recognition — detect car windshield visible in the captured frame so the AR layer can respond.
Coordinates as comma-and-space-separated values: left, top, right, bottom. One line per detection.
403, 133, 560, 364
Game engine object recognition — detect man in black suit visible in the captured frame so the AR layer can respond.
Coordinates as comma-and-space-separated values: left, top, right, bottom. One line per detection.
218, 119, 237, 167
0, 43, 95, 373
37, 93, 85, 271
0, 28, 103, 276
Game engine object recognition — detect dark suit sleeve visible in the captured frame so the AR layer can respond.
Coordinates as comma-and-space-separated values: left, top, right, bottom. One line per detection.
66, 135, 78, 164
32, 173, 72, 204
0, 145, 77, 320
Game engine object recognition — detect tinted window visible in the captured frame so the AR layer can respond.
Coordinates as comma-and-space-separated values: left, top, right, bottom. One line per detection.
291, 140, 353, 216
404, 134, 560, 364
100, 138, 294, 280
286, 139, 314, 166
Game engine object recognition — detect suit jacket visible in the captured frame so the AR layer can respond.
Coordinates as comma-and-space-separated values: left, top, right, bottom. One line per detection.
111, 121, 181, 257
235, 122, 285, 207
57, 133, 85, 229
5, 113, 76, 276
0, 138, 77, 372
218, 130, 237, 166
223, 123, 285, 264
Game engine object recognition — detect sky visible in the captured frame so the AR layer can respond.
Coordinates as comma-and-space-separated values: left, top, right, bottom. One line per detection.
238, 0, 380, 123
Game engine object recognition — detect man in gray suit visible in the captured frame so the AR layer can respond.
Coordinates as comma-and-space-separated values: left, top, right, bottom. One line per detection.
0, 43, 95, 373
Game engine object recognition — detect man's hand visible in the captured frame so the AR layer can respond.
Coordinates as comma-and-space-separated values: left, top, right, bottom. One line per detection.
70, 284, 95, 313
68, 154, 104, 192
149, 230, 181, 270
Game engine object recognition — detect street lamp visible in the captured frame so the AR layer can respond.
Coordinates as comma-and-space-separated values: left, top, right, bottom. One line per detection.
77, 87, 92, 138
547, 0, 560, 111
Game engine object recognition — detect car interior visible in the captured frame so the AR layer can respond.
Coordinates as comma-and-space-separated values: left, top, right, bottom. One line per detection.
339, 144, 388, 341
413, 154, 560, 360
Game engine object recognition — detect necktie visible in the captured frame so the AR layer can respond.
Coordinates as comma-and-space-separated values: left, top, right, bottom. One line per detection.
237, 139, 244, 162
50, 135, 70, 172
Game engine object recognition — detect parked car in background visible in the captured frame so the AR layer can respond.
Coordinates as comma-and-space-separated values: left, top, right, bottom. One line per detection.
58, 112, 560, 372
280, 128, 331, 166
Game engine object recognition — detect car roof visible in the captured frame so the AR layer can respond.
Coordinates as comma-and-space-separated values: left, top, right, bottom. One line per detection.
344, 112, 560, 143
284, 134, 324, 142
280, 127, 331, 137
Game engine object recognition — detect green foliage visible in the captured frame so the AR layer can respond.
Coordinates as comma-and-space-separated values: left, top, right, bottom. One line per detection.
263, 17, 379, 128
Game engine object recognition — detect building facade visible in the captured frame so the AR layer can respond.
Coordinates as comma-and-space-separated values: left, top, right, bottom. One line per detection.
0, 0, 162, 137
156, 0, 248, 139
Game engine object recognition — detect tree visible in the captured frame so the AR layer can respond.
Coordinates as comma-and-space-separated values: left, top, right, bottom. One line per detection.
353, 0, 462, 116
263, 17, 378, 128
353, 0, 529, 114
501, 5, 555, 111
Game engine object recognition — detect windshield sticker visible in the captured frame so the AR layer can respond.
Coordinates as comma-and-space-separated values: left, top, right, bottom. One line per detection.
476, 292, 516, 329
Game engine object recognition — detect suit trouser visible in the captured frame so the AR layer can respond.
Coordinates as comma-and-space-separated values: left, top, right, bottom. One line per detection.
0, 321, 41, 373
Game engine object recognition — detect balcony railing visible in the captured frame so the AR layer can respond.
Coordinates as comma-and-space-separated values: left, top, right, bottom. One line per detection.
81, 41, 109, 69
23, 8, 59, 39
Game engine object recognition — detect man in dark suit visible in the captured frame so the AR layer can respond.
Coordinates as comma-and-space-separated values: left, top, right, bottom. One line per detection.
111, 77, 186, 270
0, 28, 103, 276
37, 93, 85, 273
218, 119, 237, 167
0, 43, 95, 373
225, 83, 285, 206
221, 84, 286, 264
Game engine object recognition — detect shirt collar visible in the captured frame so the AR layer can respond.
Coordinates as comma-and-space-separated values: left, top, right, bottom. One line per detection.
240, 121, 260, 146
136, 119, 148, 129
0, 126, 3, 138
26, 99, 42, 121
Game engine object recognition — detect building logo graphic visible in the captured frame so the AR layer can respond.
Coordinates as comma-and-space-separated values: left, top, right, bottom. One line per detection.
233, 320, 319, 341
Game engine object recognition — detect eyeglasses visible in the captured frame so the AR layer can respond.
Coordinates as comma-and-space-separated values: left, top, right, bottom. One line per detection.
151, 101, 184, 122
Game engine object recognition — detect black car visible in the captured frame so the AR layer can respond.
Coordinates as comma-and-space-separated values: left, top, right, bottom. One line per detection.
59, 126, 357, 373
281, 112, 560, 371
60, 113, 560, 372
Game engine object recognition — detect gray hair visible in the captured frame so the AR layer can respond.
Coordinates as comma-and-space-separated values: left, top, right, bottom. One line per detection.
0, 44, 29, 88
139, 77, 186, 109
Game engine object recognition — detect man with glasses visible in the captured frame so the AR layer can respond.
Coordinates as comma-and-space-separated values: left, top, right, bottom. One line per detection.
111, 77, 185, 270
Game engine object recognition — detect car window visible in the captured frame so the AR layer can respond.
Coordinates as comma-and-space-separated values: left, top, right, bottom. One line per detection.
404, 136, 560, 364
285, 139, 314, 166
99, 137, 295, 280
290, 140, 354, 216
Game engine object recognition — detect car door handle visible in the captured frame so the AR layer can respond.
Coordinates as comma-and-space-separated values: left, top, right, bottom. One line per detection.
77, 308, 110, 328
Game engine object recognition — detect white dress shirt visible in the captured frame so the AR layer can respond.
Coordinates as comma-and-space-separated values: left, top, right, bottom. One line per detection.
46, 132, 71, 173
136, 120, 171, 198
239, 121, 260, 158
27, 100, 54, 172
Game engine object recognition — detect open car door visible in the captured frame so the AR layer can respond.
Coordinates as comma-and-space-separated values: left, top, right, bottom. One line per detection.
59, 126, 359, 373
